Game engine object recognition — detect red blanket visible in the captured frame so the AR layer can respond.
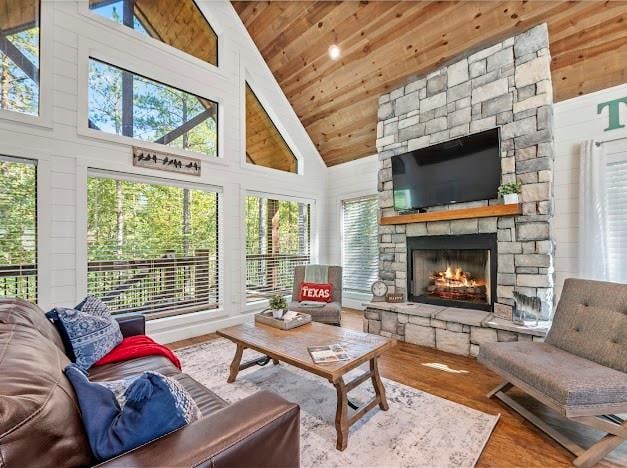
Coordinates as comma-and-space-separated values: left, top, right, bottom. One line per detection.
94, 335, 181, 370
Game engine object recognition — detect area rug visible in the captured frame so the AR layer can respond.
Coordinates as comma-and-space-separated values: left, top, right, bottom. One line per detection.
176, 339, 500, 468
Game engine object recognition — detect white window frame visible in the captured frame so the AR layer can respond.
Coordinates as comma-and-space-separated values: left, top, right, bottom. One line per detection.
77, 0, 225, 76
242, 190, 315, 311
77, 167, 224, 315
76, 41, 228, 164
0, 144, 52, 308
0, 0, 53, 128
340, 194, 379, 302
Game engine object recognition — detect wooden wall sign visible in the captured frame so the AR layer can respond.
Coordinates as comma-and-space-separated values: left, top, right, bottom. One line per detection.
132, 147, 201, 176
386, 293, 404, 303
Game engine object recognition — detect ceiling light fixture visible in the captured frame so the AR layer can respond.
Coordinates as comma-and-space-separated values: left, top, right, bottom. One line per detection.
328, 44, 341, 60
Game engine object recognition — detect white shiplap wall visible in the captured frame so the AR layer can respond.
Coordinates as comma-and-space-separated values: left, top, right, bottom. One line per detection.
553, 83, 627, 300
0, 0, 328, 343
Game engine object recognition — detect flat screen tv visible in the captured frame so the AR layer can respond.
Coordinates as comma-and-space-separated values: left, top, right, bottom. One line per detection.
391, 128, 501, 212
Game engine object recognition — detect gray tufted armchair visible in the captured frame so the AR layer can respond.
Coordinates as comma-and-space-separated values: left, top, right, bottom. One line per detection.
479, 278, 627, 467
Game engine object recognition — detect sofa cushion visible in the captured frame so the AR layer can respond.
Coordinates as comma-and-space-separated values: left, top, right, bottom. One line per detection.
0, 323, 93, 468
172, 373, 229, 416
479, 341, 627, 413
90, 355, 181, 381
47, 307, 123, 370
0, 297, 66, 351
546, 278, 627, 373
65, 365, 201, 462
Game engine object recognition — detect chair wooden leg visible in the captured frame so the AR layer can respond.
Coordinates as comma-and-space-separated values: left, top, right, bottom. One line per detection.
571, 417, 627, 468
488, 381, 627, 467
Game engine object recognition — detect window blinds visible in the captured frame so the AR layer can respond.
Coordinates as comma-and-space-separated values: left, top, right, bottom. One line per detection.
606, 159, 627, 282
245, 195, 310, 303
0, 157, 37, 302
87, 174, 219, 318
342, 196, 378, 294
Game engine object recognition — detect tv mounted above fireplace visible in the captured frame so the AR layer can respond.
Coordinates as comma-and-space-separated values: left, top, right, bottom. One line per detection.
391, 128, 501, 212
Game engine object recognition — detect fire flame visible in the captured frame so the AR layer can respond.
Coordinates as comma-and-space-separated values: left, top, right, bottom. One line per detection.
434, 266, 484, 288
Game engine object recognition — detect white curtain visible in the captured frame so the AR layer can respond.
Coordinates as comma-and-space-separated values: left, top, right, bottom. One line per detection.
578, 140, 609, 280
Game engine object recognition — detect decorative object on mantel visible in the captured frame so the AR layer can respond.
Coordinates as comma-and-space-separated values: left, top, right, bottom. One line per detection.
132, 146, 201, 176
386, 292, 404, 303
254, 310, 311, 330
512, 292, 542, 326
371, 280, 388, 302
498, 182, 522, 205
268, 294, 288, 319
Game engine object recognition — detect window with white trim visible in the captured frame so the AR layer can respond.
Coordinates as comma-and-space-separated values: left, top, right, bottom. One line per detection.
245, 195, 310, 303
0, 0, 40, 116
87, 173, 219, 318
606, 151, 627, 282
88, 58, 218, 157
342, 196, 378, 294
0, 156, 37, 302
89, 0, 218, 66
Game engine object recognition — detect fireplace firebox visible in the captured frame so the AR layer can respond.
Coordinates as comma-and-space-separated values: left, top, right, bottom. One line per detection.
407, 233, 497, 311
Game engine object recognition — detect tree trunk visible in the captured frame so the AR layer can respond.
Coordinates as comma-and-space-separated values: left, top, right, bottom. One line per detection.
1, 54, 9, 109
183, 188, 190, 256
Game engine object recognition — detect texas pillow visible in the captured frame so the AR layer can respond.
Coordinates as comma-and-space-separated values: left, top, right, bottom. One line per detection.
299, 282, 333, 303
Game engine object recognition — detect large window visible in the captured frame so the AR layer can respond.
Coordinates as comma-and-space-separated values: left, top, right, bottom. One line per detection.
245, 84, 298, 174
245, 195, 310, 302
88, 58, 218, 157
87, 174, 219, 317
342, 196, 378, 294
0, 0, 40, 116
0, 157, 37, 302
89, 0, 218, 66
606, 155, 627, 282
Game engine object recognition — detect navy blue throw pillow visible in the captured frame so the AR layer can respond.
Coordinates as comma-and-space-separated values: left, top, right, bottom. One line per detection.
64, 364, 201, 461
46, 297, 123, 370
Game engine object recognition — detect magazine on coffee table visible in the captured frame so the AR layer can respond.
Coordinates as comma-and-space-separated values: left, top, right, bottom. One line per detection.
308, 344, 351, 364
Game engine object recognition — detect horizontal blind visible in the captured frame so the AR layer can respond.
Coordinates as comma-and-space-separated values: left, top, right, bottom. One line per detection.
606, 159, 627, 283
342, 196, 378, 294
87, 175, 219, 318
245, 195, 310, 303
0, 157, 37, 302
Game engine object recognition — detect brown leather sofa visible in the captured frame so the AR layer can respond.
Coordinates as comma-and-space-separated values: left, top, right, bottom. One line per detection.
0, 298, 300, 467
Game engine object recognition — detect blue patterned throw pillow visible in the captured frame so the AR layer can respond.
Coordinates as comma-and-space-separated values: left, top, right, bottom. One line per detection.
47, 299, 122, 370
64, 364, 201, 461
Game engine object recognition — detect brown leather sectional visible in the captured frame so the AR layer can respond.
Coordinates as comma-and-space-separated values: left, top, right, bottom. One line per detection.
0, 298, 300, 467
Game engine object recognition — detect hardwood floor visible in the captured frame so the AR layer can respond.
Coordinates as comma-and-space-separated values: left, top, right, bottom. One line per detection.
169, 309, 623, 467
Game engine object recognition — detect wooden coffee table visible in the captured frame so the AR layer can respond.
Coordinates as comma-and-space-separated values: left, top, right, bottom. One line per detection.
217, 321, 396, 451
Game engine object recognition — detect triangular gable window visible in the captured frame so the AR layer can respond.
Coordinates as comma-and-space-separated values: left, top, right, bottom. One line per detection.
89, 0, 218, 66
246, 84, 298, 174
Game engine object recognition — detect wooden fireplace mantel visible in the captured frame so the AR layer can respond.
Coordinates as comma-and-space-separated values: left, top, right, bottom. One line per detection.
380, 203, 522, 225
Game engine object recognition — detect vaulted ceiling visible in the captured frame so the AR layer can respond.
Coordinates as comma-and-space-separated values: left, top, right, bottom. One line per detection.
233, 1, 627, 166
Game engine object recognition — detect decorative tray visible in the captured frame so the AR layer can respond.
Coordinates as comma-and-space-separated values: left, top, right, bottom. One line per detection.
254, 310, 312, 330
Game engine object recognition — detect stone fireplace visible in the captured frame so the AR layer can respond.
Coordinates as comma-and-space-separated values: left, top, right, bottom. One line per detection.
363, 24, 555, 356
408, 233, 497, 311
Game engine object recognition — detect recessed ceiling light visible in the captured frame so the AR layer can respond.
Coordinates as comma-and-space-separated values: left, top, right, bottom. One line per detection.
328, 44, 341, 60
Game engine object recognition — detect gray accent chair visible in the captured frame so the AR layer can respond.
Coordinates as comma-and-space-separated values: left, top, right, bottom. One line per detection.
288, 265, 342, 325
479, 278, 627, 468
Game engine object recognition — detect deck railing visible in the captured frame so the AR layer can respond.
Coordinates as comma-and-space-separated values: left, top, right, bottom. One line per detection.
0, 264, 37, 302
245, 253, 309, 302
1, 251, 309, 312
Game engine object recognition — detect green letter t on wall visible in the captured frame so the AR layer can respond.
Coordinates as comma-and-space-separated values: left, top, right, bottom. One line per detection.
597, 97, 627, 131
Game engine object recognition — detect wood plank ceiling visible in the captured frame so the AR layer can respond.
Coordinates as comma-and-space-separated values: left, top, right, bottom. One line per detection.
233, 1, 627, 166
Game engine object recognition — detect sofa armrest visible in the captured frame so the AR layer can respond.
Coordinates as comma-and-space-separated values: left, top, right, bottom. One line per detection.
114, 314, 145, 337
97, 390, 300, 468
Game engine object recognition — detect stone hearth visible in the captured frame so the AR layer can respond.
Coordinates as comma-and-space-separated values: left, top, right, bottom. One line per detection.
375, 24, 555, 320
363, 302, 549, 357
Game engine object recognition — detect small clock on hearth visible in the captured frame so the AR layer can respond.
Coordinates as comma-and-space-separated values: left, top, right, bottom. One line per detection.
371, 280, 388, 302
